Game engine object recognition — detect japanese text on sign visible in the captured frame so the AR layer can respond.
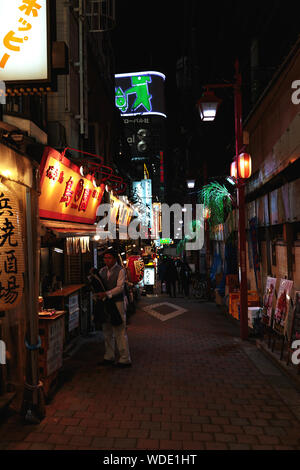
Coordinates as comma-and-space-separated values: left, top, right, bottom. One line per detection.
0, 184, 24, 310
0, 1, 48, 81
39, 147, 105, 224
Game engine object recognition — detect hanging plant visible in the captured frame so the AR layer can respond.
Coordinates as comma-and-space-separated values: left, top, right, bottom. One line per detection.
199, 182, 234, 227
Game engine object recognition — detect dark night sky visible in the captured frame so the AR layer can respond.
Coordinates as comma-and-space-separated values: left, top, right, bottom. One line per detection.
111, 1, 300, 185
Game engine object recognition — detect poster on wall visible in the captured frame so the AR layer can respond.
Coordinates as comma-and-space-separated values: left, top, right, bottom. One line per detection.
288, 291, 300, 343
262, 277, 277, 327
249, 217, 261, 291
273, 279, 294, 335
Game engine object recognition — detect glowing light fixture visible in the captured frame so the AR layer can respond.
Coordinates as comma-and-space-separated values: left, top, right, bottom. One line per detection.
237, 153, 252, 179
230, 161, 238, 179
227, 176, 236, 186
80, 164, 90, 177
197, 90, 222, 122
187, 180, 196, 189
203, 207, 211, 220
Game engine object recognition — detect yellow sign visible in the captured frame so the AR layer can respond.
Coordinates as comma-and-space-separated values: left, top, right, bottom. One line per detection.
110, 194, 133, 227
0, 0, 49, 82
0, 183, 24, 310
39, 147, 105, 224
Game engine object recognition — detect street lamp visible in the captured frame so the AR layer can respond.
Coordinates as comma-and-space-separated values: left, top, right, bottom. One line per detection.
187, 179, 196, 189
197, 90, 222, 122
197, 60, 251, 341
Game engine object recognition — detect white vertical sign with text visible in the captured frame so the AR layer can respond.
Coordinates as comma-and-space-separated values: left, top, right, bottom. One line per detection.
0, 0, 48, 81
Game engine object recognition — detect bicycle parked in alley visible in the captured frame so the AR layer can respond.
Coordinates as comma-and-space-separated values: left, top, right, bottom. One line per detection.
190, 273, 212, 301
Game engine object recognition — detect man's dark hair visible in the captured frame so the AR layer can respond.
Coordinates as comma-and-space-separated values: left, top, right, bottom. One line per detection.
103, 249, 118, 259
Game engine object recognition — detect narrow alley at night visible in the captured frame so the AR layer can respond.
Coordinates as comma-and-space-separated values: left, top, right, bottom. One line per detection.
1, 294, 300, 452
1, 0, 300, 461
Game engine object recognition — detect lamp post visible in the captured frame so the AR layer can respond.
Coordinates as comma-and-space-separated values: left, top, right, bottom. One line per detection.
197, 60, 250, 341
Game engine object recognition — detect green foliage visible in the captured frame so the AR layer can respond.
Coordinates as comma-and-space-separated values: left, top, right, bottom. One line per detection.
176, 238, 186, 255
176, 220, 201, 255
199, 182, 233, 227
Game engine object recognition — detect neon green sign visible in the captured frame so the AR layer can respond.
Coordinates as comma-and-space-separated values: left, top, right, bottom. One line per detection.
160, 238, 173, 245
116, 75, 152, 114
115, 71, 167, 118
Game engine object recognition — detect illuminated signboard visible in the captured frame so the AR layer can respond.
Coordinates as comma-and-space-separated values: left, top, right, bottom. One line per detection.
115, 71, 166, 118
152, 202, 161, 240
109, 194, 133, 227
39, 147, 105, 224
160, 238, 173, 245
0, 183, 25, 310
144, 266, 155, 286
0, 0, 49, 82
132, 179, 153, 231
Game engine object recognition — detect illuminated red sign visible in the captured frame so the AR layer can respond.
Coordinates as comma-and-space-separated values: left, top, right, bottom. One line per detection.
39, 147, 104, 224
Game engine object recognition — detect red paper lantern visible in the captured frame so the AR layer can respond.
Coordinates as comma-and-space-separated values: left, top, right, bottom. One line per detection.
127, 256, 144, 284
204, 207, 211, 220
230, 161, 237, 179
238, 153, 252, 179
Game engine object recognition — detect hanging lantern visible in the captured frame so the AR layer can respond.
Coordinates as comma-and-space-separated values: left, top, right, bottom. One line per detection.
127, 256, 144, 284
197, 90, 222, 122
237, 153, 252, 179
203, 207, 211, 220
230, 160, 237, 179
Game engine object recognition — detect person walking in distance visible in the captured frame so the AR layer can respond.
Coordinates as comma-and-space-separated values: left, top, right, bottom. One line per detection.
158, 256, 167, 294
180, 261, 191, 298
96, 250, 132, 368
165, 257, 178, 298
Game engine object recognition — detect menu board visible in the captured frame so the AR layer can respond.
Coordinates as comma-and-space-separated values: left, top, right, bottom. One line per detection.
273, 279, 294, 335
262, 277, 277, 327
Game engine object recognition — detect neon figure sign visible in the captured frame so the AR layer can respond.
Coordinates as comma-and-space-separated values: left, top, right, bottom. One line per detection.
115, 71, 166, 118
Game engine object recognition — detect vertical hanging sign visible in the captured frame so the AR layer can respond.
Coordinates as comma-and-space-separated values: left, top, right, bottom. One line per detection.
0, 183, 24, 310
0, 0, 49, 82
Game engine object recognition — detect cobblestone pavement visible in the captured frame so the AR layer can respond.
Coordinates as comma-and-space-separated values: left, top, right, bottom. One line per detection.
1, 296, 300, 451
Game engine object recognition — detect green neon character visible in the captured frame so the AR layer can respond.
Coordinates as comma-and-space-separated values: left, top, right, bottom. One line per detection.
115, 87, 128, 113
115, 75, 152, 114
126, 75, 152, 112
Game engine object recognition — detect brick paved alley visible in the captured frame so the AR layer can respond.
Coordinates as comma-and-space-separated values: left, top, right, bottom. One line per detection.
1, 296, 300, 451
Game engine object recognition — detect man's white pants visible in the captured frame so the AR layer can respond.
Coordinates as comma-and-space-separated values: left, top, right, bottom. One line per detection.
102, 301, 131, 364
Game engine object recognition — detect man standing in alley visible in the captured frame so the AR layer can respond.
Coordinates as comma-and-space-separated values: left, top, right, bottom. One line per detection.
96, 250, 132, 368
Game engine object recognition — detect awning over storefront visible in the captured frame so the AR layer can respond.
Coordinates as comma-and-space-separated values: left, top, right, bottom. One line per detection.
41, 219, 99, 238
40, 219, 113, 243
